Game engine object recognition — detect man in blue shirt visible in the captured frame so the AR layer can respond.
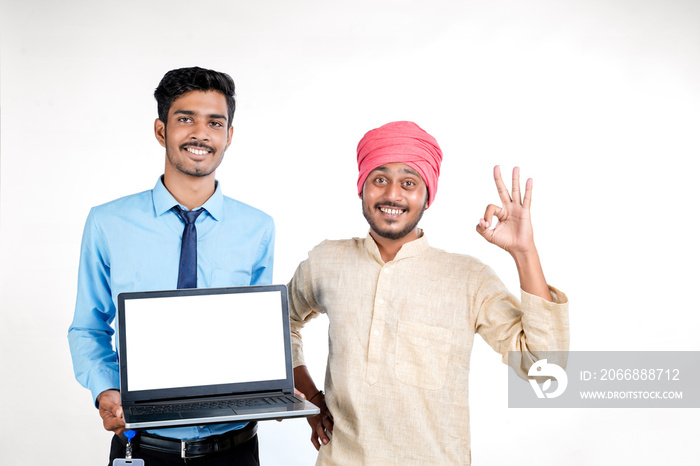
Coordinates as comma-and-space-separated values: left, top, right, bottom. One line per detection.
68, 67, 275, 465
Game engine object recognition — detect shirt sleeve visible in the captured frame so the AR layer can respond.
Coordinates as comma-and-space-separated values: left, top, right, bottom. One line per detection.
67, 209, 120, 406
472, 264, 569, 379
250, 217, 275, 286
287, 251, 325, 368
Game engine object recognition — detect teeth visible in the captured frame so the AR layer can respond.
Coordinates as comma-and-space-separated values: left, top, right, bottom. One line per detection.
186, 147, 209, 156
380, 207, 403, 215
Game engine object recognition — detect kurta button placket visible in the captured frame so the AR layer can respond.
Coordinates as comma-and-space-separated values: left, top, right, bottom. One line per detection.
365, 263, 393, 385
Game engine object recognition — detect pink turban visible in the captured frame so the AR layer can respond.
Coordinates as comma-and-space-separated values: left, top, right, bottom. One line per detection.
356, 121, 443, 207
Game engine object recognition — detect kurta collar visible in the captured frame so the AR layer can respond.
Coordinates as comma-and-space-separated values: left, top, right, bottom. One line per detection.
364, 229, 429, 264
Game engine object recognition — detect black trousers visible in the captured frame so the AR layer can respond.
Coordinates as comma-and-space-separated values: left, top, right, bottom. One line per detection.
108, 433, 260, 466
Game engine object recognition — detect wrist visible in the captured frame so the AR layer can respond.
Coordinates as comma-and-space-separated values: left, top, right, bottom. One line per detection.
511, 247, 552, 302
510, 244, 539, 264
309, 390, 324, 404
96, 388, 119, 406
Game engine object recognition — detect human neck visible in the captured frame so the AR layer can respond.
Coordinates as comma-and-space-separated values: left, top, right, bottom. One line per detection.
369, 228, 422, 263
162, 170, 216, 210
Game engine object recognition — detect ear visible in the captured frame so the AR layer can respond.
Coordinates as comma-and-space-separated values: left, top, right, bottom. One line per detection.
154, 119, 166, 148
225, 125, 234, 150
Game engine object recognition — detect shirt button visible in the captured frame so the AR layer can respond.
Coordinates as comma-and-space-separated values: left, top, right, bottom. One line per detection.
383, 268, 391, 274
373, 330, 379, 336
378, 298, 384, 305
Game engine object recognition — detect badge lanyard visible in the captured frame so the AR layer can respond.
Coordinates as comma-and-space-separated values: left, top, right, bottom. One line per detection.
113, 430, 145, 466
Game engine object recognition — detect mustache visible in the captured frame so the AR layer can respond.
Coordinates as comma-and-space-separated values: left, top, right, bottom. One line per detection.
180, 142, 216, 153
374, 202, 408, 210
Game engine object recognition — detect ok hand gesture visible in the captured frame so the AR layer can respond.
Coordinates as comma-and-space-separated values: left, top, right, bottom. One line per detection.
476, 166, 536, 256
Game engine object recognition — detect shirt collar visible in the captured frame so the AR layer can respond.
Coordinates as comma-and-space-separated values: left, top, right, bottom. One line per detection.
152, 176, 224, 221
364, 229, 429, 264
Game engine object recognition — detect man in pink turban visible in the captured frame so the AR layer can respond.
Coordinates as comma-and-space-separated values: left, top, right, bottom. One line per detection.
288, 121, 569, 465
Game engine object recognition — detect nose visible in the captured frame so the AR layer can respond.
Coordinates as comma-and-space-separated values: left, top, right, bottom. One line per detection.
385, 180, 403, 202
189, 120, 210, 141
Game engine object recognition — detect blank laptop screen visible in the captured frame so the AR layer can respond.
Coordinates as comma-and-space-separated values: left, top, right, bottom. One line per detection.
122, 290, 287, 392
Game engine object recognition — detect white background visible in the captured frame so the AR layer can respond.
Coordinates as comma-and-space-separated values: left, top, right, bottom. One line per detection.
1, 0, 699, 465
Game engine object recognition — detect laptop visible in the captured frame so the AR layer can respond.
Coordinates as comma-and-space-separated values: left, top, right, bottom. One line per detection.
117, 284, 320, 429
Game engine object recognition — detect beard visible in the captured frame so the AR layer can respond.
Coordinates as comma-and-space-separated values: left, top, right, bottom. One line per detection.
362, 200, 426, 240
166, 142, 222, 177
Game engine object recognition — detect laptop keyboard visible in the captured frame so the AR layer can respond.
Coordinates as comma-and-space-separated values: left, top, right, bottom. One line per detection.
131, 395, 301, 415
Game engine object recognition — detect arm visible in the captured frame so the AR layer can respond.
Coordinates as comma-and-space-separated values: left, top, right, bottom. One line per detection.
474, 167, 568, 374
476, 166, 551, 301
287, 255, 332, 450
67, 209, 124, 432
294, 365, 333, 450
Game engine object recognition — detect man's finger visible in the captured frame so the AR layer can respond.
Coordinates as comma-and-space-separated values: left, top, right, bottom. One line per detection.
311, 432, 321, 451
102, 413, 126, 434
476, 221, 494, 244
479, 204, 501, 230
522, 178, 533, 210
493, 165, 511, 204
316, 419, 330, 445
512, 166, 521, 205
322, 414, 334, 434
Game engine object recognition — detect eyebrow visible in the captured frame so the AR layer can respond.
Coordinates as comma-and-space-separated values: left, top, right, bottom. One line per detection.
173, 109, 228, 121
373, 166, 421, 177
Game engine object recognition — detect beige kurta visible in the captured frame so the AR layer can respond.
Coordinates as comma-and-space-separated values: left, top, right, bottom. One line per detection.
288, 234, 569, 465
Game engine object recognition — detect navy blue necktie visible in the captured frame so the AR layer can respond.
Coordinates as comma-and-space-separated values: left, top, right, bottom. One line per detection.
173, 206, 204, 289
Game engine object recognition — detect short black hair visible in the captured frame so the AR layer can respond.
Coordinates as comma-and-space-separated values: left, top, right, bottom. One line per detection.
154, 67, 236, 127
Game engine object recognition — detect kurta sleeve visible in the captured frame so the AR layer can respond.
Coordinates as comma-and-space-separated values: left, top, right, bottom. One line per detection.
472, 263, 569, 379
287, 250, 326, 368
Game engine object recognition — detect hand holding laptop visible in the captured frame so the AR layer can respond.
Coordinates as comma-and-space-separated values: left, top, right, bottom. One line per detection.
97, 389, 126, 435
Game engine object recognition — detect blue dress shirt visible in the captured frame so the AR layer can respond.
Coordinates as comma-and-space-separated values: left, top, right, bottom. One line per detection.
68, 177, 275, 440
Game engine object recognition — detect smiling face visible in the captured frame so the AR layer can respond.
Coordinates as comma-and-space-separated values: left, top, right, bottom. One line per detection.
361, 162, 428, 242
155, 90, 233, 181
